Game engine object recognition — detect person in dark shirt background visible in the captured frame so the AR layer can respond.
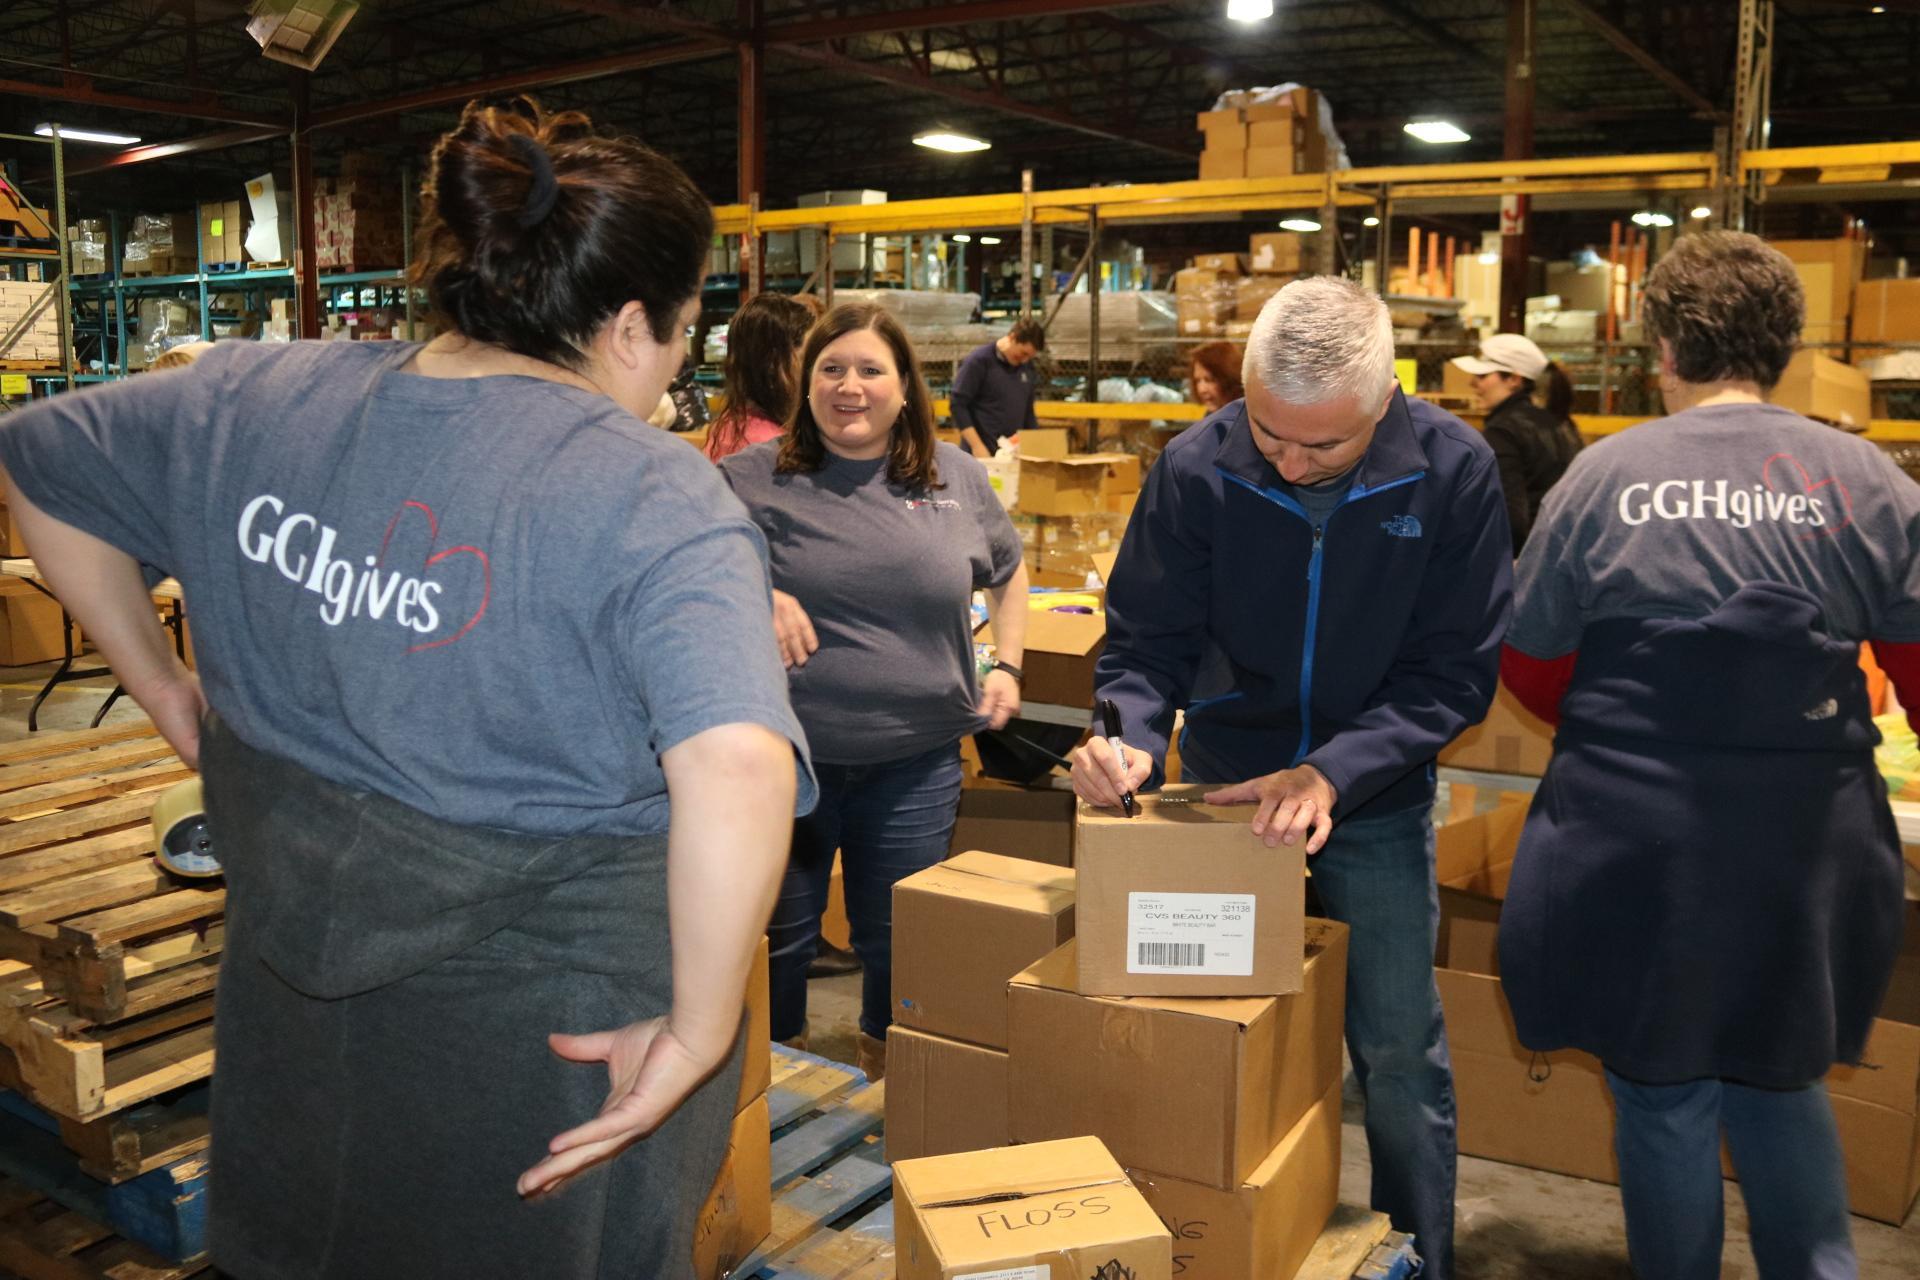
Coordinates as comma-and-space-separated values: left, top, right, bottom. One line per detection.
1453, 333, 1582, 551
950, 318, 1045, 458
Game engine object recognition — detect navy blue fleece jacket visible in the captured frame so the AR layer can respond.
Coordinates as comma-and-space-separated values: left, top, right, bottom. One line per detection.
1097, 389, 1513, 819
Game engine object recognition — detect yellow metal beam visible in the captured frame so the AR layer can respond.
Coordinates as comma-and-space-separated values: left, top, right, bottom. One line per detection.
1383, 173, 1709, 200
1033, 174, 1329, 210
1343, 151, 1715, 185
1743, 141, 1920, 171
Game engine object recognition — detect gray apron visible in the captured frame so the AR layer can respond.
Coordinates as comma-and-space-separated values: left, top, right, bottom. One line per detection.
199, 713, 743, 1279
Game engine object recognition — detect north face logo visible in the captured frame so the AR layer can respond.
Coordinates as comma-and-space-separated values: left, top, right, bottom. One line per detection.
1381, 514, 1423, 538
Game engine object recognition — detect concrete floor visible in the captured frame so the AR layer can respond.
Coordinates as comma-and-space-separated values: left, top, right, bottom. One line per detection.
802, 971, 1920, 1279
12, 658, 1914, 1276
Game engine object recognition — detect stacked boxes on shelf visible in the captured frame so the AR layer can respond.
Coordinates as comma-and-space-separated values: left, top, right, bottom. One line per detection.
1196, 87, 1328, 181
67, 219, 108, 276
120, 212, 198, 277
316, 154, 406, 271
0, 280, 63, 364
198, 199, 247, 268
1175, 232, 1305, 339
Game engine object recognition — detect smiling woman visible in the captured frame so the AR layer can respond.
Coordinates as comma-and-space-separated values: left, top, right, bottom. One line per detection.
719, 301, 1031, 1081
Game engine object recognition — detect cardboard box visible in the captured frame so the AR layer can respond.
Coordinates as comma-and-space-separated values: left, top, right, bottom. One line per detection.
1073, 786, 1304, 998
1129, 1076, 1342, 1280
822, 851, 850, 949
893, 1135, 1172, 1280
1019, 427, 1072, 459
894, 850, 1076, 1048
739, 938, 770, 1109
1245, 146, 1306, 179
1190, 253, 1245, 275
0, 577, 76, 666
1437, 680, 1556, 776
1008, 921, 1349, 1190
1853, 278, 1920, 362
1771, 350, 1873, 429
885, 1027, 1010, 1162
198, 200, 245, 265
1247, 233, 1304, 276
1198, 149, 1245, 182
1544, 262, 1617, 316
1022, 608, 1104, 707
693, 1095, 772, 1280
1017, 453, 1142, 517
947, 778, 1078, 867
1234, 274, 1288, 322
1195, 109, 1248, 151
1772, 238, 1867, 348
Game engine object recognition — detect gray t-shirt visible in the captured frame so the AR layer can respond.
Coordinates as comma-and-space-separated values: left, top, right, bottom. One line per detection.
0, 339, 814, 835
719, 440, 1023, 765
1510, 401, 1920, 656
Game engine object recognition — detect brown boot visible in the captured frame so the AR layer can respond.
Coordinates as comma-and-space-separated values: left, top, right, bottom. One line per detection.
777, 1019, 810, 1054
857, 1030, 887, 1082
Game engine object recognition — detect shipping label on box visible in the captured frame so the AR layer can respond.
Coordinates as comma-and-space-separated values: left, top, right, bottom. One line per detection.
893, 1135, 1172, 1280
1128, 1076, 1342, 1280
693, 1094, 772, 1280
1074, 786, 1302, 997
893, 850, 1075, 1049
1247, 233, 1304, 276
886, 1027, 1011, 1163
1009, 922, 1348, 1190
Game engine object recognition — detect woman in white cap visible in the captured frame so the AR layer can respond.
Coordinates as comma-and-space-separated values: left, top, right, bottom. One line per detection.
1452, 333, 1581, 550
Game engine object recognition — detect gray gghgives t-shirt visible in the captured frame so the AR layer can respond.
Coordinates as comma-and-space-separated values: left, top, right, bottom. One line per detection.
0, 339, 815, 835
1509, 401, 1920, 655
719, 440, 1023, 765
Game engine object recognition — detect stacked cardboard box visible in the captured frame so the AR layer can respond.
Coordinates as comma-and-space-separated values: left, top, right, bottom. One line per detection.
1437, 680, 1556, 776
1176, 265, 1239, 338
1771, 238, 1868, 350
948, 777, 1078, 866
1435, 792, 1920, 1226
197, 200, 247, 268
1002, 791, 1346, 1279
888, 852, 1076, 1162
120, 212, 197, 276
0, 281, 63, 364
1195, 87, 1327, 182
693, 940, 774, 1279
316, 156, 406, 270
979, 597, 1104, 706
1852, 278, 1920, 363
67, 220, 107, 276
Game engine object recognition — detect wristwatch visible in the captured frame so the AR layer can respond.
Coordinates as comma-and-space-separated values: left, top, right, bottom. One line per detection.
991, 659, 1024, 684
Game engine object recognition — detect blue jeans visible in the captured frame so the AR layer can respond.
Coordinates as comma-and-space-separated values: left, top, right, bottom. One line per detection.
1606, 1069, 1857, 1280
767, 742, 963, 1042
1184, 771, 1458, 1280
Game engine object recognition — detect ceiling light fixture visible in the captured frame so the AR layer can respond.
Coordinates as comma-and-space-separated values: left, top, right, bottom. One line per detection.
1363, 216, 1381, 227
1690, 206, 1713, 220
1279, 218, 1321, 232
913, 130, 991, 154
1404, 120, 1471, 144
34, 124, 142, 145
1226, 0, 1275, 21
951, 234, 972, 243
979, 236, 1002, 245
1632, 210, 1675, 228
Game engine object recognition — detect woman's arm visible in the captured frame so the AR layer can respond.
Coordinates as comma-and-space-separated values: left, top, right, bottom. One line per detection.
6, 481, 204, 764
521, 720, 794, 1195
978, 559, 1027, 729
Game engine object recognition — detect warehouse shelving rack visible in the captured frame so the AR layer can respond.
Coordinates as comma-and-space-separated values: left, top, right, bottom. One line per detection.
0, 128, 73, 400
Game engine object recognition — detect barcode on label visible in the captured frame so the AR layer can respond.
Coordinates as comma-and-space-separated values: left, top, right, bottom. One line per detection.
1136, 942, 1207, 968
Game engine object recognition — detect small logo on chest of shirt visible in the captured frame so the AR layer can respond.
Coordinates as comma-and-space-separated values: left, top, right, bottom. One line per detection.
1381, 514, 1423, 538
903, 497, 962, 511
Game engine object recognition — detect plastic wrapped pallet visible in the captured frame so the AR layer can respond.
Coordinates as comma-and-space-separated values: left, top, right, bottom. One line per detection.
831, 289, 980, 329
1047, 291, 1177, 362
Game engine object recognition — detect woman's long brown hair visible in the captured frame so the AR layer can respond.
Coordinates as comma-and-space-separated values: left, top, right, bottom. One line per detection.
777, 301, 942, 490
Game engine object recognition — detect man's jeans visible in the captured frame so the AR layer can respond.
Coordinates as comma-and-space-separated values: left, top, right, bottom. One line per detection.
1184, 773, 1459, 1280
1607, 1070, 1857, 1280
768, 742, 963, 1042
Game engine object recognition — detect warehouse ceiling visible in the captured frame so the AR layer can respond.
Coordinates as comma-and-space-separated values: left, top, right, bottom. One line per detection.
3, 0, 1918, 255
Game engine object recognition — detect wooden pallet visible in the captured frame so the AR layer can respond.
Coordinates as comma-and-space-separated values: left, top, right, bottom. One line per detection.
0, 360, 63, 373
0, 727, 217, 1124
0, 1085, 210, 1187
0, 1175, 208, 1280
740, 1048, 1417, 1280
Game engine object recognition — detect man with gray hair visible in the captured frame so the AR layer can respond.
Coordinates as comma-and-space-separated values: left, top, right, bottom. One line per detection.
1071, 276, 1512, 1279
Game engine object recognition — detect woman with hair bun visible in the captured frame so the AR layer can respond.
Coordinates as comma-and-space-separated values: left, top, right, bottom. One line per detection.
0, 98, 812, 1278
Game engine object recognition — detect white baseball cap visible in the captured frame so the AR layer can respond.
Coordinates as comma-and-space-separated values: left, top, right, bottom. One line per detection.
1451, 333, 1549, 381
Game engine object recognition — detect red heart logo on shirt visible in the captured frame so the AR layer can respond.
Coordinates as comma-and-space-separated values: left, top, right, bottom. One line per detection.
378, 500, 493, 653
1761, 453, 1853, 539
